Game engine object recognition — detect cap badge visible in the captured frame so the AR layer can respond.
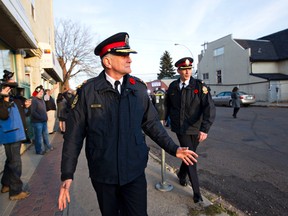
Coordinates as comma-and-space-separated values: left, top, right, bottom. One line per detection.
185, 59, 190, 66
125, 34, 129, 46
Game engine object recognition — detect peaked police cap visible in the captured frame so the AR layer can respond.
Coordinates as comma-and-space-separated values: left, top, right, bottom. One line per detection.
175, 57, 194, 69
94, 32, 137, 58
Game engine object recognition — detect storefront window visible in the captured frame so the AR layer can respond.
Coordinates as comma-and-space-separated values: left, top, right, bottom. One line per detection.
0, 43, 14, 78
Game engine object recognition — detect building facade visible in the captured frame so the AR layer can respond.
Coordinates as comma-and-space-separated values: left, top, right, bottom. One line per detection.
0, 0, 62, 164
197, 29, 288, 102
0, 0, 62, 98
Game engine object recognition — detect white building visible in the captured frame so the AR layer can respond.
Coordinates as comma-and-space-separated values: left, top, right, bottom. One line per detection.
197, 29, 288, 102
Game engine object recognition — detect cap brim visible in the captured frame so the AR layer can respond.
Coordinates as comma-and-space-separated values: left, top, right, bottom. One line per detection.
178, 66, 192, 70
114, 48, 137, 54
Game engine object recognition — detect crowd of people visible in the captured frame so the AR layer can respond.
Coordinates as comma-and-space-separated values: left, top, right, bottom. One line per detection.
0, 70, 76, 200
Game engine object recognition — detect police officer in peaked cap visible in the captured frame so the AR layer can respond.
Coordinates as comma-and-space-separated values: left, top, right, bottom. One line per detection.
165, 56, 216, 204
58, 32, 198, 215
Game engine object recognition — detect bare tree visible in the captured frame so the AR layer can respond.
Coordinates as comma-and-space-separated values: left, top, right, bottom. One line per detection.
55, 19, 100, 90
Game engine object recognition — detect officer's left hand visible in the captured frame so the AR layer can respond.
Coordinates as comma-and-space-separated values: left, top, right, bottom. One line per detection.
176, 147, 198, 165
198, 131, 208, 142
58, 179, 72, 211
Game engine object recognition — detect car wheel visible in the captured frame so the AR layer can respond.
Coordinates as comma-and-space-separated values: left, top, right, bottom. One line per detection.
229, 100, 232, 107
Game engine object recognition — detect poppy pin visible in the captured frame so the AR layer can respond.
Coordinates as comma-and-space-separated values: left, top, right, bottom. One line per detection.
129, 77, 136, 85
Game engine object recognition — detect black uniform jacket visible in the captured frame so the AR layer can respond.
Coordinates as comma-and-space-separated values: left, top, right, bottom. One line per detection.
61, 71, 179, 185
165, 77, 216, 135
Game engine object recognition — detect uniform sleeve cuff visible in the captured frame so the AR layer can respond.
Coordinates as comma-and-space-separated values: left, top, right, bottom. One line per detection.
61, 173, 74, 181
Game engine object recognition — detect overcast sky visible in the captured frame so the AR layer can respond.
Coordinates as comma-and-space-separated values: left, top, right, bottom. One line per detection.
54, 0, 288, 86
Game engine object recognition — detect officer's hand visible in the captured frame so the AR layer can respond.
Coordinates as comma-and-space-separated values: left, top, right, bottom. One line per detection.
198, 131, 208, 142
58, 179, 72, 211
176, 147, 198, 165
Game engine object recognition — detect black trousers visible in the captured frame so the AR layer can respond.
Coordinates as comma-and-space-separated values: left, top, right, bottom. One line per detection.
176, 134, 202, 201
91, 173, 148, 216
233, 107, 240, 117
1, 142, 23, 196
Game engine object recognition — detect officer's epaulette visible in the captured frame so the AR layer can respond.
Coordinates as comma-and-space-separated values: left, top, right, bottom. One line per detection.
131, 76, 147, 88
77, 77, 96, 90
195, 78, 204, 84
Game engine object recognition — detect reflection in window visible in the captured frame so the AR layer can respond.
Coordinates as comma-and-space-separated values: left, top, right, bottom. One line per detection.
214, 47, 224, 56
0, 49, 13, 78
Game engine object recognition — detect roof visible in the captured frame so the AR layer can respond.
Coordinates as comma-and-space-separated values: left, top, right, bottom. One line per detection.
235, 28, 288, 62
250, 73, 288, 81
258, 29, 288, 60
235, 39, 278, 61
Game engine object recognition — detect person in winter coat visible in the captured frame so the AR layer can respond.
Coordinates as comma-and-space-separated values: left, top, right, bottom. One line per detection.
0, 74, 31, 201
56, 93, 68, 133
44, 83, 58, 133
231, 87, 241, 118
31, 85, 54, 155
165, 57, 216, 204
58, 32, 198, 216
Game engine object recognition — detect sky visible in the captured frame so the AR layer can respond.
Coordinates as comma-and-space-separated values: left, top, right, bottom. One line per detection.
53, 0, 288, 87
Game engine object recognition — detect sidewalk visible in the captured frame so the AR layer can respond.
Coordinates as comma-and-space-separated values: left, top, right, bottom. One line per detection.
250, 101, 288, 108
0, 132, 235, 216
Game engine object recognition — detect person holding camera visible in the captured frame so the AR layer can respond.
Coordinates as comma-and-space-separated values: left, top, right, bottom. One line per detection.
0, 70, 31, 200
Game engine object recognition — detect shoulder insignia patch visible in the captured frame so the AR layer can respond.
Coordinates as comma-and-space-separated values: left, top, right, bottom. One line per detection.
71, 94, 79, 109
202, 86, 208, 94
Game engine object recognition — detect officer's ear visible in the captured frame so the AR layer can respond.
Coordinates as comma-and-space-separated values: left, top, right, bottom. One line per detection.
102, 55, 112, 69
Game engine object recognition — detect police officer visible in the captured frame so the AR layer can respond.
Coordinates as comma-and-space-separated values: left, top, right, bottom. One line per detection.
165, 57, 216, 204
58, 32, 198, 216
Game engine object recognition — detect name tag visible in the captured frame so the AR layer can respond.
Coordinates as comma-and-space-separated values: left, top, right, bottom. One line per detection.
91, 104, 102, 108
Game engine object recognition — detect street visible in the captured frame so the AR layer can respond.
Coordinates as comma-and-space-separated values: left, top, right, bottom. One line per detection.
147, 106, 288, 216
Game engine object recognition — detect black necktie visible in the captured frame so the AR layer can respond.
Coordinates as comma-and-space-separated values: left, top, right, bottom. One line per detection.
181, 82, 185, 92
114, 80, 121, 94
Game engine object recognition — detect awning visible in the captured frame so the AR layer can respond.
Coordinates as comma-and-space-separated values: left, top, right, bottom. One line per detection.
250, 73, 288, 81
39, 42, 63, 82
42, 54, 63, 82
0, 1, 37, 49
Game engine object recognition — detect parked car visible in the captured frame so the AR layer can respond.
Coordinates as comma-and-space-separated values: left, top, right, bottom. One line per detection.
212, 91, 256, 107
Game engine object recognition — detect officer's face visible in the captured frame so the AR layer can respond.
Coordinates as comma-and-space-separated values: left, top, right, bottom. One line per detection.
178, 68, 192, 81
105, 54, 132, 76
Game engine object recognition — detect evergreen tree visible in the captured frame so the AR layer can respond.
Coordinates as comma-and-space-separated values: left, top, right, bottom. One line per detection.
157, 51, 175, 79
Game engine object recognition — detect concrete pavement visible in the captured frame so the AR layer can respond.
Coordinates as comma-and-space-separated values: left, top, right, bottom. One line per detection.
250, 101, 288, 108
0, 130, 234, 216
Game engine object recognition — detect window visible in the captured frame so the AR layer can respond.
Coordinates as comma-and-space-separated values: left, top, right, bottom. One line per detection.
0, 44, 14, 78
202, 73, 209, 80
213, 47, 224, 56
216, 70, 222, 84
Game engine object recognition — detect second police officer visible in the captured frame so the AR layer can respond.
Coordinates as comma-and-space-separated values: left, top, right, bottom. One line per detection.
165, 57, 216, 204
